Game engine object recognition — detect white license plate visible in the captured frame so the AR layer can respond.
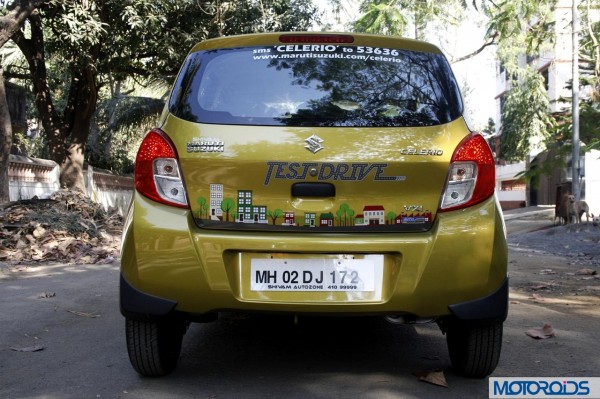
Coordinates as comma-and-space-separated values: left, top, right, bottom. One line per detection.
250, 258, 376, 292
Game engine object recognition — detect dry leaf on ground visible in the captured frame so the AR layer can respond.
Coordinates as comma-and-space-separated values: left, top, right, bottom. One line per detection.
531, 285, 549, 291
413, 370, 449, 388
0, 189, 123, 265
10, 345, 45, 352
526, 323, 555, 339
67, 310, 100, 318
576, 268, 597, 276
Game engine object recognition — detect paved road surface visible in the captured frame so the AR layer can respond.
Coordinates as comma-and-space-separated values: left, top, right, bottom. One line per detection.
1, 212, 598, 399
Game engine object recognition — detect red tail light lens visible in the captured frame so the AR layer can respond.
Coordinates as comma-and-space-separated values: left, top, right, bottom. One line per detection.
135, 129, 189, 208
439, 133, 495, 212
279, 34, 354, 44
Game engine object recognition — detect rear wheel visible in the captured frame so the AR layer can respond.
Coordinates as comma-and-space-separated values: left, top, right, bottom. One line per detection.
125, 318, 186, 377
445, 321, 503, 378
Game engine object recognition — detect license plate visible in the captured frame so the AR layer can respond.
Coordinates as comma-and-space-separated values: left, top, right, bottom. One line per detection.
250, 258, 376, 292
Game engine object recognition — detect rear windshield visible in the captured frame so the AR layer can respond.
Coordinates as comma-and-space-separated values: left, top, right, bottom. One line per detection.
169, 44, 463, 127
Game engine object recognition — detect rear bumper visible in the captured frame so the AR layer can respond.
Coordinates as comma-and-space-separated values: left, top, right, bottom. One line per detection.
120, 193, 508, 320
448, 277, 509, 324
120, 273, 509, 323
120, 274, 177, 322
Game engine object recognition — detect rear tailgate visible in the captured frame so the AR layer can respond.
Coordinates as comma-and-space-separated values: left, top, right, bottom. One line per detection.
167, 116, 469, 232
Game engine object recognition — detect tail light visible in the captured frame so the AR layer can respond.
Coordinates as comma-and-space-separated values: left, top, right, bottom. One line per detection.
279, 34, 354, 44
439, 132, 495, 212
135, 128, 189, 208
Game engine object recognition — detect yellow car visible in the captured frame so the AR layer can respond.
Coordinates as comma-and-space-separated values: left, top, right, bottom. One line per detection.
120, 32, 508, 378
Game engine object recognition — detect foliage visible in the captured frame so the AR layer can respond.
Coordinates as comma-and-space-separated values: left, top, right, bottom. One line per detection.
577, 1, 600, 152
500, 67, 554, 161
352, 0, 562, 162
221, 198, 236, 221
267, 208, 283, 224
483, 1, 558, 162
487, 0, 557, 73
353, 0, 462, 39
87, 91, 165, 173
482, 117, 496, 137
5, 0, 321, 190
354, 0, 406, 36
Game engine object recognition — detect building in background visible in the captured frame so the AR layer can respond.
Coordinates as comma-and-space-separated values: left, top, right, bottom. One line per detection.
493, 0, 600, 213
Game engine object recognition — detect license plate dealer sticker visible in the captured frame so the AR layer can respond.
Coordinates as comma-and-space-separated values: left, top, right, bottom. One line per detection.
250, 258, 376, 292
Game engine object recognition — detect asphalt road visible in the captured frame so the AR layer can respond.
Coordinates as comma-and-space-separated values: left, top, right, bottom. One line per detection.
1, 214, 599, 399
504, 208, 555, 235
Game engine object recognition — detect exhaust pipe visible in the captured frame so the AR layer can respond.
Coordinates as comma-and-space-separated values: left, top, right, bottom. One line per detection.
384, 315, 436, 325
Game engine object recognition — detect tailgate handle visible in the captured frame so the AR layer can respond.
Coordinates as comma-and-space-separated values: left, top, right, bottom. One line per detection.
292, 182, 335, 197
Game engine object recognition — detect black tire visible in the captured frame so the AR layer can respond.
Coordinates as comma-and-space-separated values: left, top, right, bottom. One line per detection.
446, 321, 503, 378
125, 318, 185, 377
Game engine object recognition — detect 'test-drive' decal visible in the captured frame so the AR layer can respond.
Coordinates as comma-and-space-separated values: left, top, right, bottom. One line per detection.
264, 161, 406, 185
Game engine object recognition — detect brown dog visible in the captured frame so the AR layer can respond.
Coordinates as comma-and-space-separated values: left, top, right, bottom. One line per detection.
555, 192, 570, 225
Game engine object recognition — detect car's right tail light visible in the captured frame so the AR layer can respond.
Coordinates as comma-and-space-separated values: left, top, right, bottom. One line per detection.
134, 128, 189, 208
439, 132, 495, 212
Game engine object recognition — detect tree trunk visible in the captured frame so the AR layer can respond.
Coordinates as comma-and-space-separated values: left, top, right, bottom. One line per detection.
12, 11, 65, 167
0, 68, 12, 203
13, 10, 99, 193
59, 66, 98, 192
0, 1, 46, 202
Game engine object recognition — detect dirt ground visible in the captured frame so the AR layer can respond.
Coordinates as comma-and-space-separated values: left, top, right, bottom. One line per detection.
508, 223, 600, 318
1, 206, 600, 397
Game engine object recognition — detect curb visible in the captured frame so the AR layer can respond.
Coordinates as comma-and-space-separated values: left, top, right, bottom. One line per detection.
503, 208, 555, 221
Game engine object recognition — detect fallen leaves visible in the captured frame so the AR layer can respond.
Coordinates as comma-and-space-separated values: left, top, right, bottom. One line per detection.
0, 189, 122, 265
10, 345, 45, 352
526, 323, 556, 339
414, 370, 448, 388
67, 310, 100, 318
576, 268, 597, 276
530, 284, 549, 291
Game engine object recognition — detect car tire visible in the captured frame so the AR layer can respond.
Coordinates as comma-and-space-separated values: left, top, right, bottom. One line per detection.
445, 321, 503, 378
125, 318, 185, 377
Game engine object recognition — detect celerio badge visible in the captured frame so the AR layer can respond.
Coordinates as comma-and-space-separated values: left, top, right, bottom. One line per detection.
305, 134, 324, 154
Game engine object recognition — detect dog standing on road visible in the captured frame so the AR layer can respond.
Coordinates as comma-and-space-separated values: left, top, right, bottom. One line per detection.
555, 193, 591, 224
555, 192, 569, 225
567, 194, 591, 224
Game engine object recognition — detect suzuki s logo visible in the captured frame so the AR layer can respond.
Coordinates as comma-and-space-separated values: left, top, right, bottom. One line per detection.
304, 134, 324, 154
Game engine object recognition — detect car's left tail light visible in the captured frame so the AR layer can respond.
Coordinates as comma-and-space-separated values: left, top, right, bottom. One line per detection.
135, 128, 189, 208
439, 132, 495, 212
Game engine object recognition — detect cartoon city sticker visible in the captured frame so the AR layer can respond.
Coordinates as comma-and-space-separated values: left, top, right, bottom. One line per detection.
196, 184, 431, 228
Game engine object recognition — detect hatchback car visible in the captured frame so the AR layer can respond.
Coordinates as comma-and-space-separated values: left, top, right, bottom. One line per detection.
120, 32, 508, 378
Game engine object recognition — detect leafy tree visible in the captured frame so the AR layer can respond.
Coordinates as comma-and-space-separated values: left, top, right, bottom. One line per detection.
196, 197, 208, 219
7, 0, 320, 192
386, 211, 396, 224
267, 208, 283, 225
500, 67, 554, 161
88, 86, 166, 173
221, 198, 235, 222
575, 0, 600, 152
0, 0, 44, 202
354, 0, 454, 40
346, 207, 355, 226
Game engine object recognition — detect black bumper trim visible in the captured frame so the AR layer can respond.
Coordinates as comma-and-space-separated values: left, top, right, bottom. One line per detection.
120, 274, 177, 321
448, 278, 509, 323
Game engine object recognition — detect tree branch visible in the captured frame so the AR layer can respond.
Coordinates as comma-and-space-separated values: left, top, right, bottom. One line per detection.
0, 0, 46, 48
451, 32, 498, 64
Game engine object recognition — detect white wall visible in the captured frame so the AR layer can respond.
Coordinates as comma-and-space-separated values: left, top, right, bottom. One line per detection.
584, 149, 600, 214
8, 155, 133, 216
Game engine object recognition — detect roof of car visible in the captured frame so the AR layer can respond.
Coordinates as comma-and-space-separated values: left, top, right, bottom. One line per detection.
189, 32, 444, 55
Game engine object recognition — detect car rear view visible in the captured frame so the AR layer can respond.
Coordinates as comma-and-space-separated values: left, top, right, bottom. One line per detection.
120, 32, 508, 378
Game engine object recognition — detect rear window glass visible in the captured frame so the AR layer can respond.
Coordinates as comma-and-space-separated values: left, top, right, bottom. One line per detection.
169, 45, 463, 127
